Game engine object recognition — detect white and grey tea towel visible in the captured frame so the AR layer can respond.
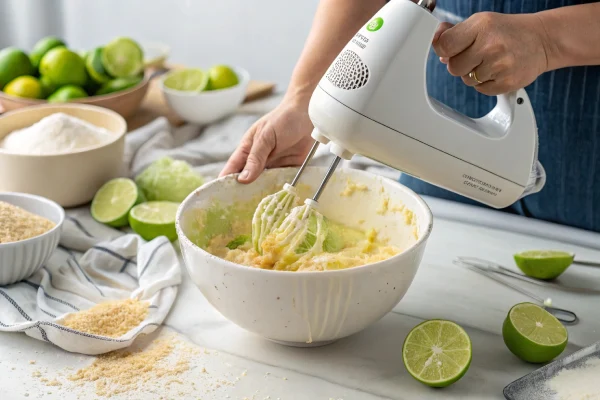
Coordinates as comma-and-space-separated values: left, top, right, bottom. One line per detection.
0, 215, 181, 355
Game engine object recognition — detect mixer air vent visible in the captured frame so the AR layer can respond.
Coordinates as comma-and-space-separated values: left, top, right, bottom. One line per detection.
325, 50, 369, 90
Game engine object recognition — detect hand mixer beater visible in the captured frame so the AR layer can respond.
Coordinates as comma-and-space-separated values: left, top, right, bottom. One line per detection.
252, 140, 323, 253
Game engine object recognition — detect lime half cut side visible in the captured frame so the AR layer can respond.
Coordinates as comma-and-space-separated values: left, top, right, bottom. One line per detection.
128, 201, 179, 242
163, 68, 209, 92
402, 319, 472, 388
514, 250, 574, 280
101, 37, 144, 78
91, 178, 141, 228
502, 302, 568, 363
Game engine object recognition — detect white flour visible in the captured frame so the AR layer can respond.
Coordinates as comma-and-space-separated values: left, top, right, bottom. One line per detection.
1, 112, 113, 155
547, 357, 600, 400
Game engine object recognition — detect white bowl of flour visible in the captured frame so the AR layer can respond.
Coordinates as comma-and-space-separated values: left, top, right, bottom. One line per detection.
0, 104, 127, 207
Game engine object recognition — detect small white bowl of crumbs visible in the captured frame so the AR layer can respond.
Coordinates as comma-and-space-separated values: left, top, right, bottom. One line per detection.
0, 192, 64, 285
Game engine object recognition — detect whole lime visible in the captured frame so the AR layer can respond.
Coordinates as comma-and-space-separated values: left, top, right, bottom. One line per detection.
39, 75, 57, 98
29, 36, 66, 69
40, 47, 87, 87
0, 47, 35, 90
206, 65, 239, 90
3, 76, 42, 99
47, 85, 88, 103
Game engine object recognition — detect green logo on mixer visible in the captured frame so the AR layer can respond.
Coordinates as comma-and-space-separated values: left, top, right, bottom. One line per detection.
366, 17, 384, 32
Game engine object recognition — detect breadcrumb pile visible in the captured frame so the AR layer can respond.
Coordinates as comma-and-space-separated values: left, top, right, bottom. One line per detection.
68, 336, 191, 397
0, 201, 55, 244
60, 298, 149, 338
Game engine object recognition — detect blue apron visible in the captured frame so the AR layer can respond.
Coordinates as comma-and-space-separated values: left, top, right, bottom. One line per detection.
399, 0, 600, 232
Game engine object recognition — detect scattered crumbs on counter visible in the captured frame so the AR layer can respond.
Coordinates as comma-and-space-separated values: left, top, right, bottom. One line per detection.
29, 360, 36, 365
358, 219, 365, 224
11, 367, 15, 370
23, 394, 29, 397
26, 332, 261, 399
282, 377, 288, 381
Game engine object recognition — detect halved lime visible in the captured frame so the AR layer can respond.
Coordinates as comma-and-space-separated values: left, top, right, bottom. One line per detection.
85, 47, 111, 84
91, 178, 142, 227
163, 68, 208, 92
101, 37, 144, 78
129, 201, 179, 242
514, 250, 574, 280
502, 302, 568, 363
402, 319, 472, 387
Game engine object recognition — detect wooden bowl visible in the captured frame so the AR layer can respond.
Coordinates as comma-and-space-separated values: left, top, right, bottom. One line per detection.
0, 70, 161, 119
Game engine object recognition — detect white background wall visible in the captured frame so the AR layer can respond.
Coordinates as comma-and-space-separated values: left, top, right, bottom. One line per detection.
0, 0, 320, 88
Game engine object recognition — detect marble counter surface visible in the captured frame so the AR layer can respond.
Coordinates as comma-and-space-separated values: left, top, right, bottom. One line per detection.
1, 200, 599, 400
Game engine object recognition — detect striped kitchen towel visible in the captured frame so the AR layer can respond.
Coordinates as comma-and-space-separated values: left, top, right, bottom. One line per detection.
0, 211, 181, 355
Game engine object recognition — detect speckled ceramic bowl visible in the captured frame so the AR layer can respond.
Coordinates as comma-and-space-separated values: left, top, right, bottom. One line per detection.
176, 167, 433, 346
0, 192, 64, 286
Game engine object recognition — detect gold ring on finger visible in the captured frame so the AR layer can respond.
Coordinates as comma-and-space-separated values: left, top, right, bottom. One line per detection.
469, 70, 483, 84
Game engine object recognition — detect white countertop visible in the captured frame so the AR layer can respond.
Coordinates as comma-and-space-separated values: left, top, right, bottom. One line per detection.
1, 198, 600, 400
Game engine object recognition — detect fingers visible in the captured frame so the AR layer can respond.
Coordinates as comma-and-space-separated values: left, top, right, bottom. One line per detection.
473, 81, 506, 96
461, 62, 495, 87
433, 20, 478, 59
433, 22, 454, 44
446, 44, 483, 78
219, 128, 255, 178
266, 154, 308, 169
239, 126, 277, 184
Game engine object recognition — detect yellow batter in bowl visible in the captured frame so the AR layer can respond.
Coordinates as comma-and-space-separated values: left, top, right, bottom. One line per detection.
186, 178, 417, 272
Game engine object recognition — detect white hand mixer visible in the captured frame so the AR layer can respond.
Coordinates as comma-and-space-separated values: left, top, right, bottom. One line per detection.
304, 0, 545, 209
253, 0, 546, 252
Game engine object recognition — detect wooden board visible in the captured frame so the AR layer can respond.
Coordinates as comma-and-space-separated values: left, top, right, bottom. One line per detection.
126, 75, 276, 131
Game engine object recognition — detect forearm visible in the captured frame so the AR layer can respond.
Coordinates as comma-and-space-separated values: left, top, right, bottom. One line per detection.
284, 0, 386, 106
537, 3, 600, 71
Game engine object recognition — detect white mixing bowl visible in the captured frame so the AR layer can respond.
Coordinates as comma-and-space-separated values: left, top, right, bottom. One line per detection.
177, 167, 433, 346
